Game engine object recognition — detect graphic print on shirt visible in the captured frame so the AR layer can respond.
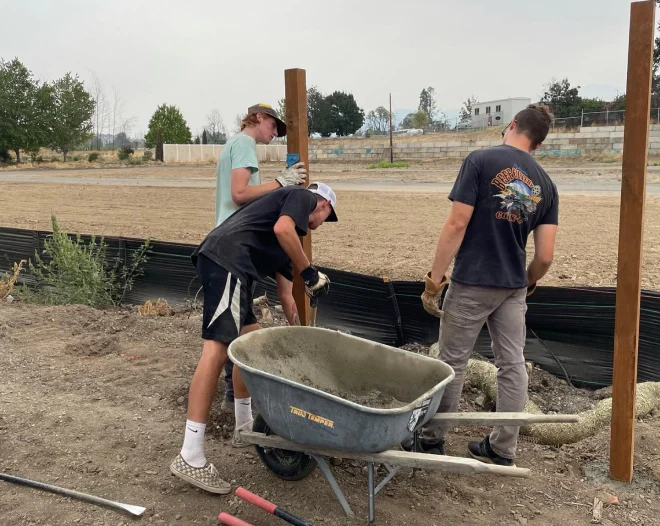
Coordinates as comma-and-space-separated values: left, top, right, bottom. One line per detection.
491, 165, 542, 224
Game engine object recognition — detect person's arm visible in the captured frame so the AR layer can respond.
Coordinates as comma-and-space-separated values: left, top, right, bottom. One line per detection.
429, 201, 475, 283
527, 224, 557, 286
231, 168, 280, 205
273, 215, 310, 272
275, 272, 300, 326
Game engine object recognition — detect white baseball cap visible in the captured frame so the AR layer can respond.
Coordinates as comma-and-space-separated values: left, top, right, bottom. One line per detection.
307, 182, 338, 222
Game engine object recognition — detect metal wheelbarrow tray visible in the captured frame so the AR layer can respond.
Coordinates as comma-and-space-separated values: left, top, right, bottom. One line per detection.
227, 327, 580, 523
228, 326, 455, 454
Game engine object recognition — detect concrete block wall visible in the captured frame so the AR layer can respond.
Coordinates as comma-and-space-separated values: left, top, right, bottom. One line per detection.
163, 125, 660, 163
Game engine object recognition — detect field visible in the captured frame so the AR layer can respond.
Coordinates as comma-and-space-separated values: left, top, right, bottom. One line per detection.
2, 159, 660, 525
3, 161, 660, 289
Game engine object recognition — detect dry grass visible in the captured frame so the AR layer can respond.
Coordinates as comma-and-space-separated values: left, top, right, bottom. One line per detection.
0, 260, 25, 300
137, 298, 171, 316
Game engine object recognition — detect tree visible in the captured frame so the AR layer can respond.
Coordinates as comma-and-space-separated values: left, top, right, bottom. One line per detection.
411, 110, 430, 129
540, 78, 581, 118
652, 0, 660, 107
418, 87, 437, 123
89, 72, 108, 150
307, 86, 328, 135
460, 95, 478, 122
234, 113, 243, 134
114, 131, 130, 148
277, 98, 286, 120
0, 58, 46, 162
193, 135, 200, 144
144, 104, 192, 148
202, 129, 208, 144
401, 113, 414, 129
205, 109, 226, 143
49, 73, 95, 161
325, 91, 365, 136
366, 106, 391, 134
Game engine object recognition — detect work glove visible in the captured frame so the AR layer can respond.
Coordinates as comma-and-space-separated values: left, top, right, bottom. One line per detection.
421, 272, 449, 318
527, 282, 537, 296
276, 162, 306, 187
300, 265, 330, 298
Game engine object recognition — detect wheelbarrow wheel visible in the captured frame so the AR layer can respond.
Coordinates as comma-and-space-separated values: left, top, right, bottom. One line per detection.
252, 414, 317, 481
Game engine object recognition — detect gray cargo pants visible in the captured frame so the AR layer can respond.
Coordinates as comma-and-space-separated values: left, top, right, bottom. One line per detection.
420, 280, 528, 460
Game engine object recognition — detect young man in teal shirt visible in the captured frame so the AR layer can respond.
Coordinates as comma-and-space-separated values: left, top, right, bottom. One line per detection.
213, 103, 306, 416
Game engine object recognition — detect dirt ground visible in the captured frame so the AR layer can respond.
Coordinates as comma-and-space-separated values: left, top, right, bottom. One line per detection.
3, 161, 660, 289
1, 301, 660, 526
3, 159, 660, 525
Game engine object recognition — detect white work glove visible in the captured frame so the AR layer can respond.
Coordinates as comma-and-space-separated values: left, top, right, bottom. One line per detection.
300, 266, 330, 297
276, 162, 306, 187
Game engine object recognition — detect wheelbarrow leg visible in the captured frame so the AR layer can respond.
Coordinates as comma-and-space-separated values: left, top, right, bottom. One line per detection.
368, 463, 375, 524
310, 455, 354, 518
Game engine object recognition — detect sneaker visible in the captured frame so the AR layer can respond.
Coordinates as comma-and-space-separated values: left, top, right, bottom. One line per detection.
169, 454, 231, 494
401, 435, 445, 455
467, 436, 515, 467
231, 420, 253, 448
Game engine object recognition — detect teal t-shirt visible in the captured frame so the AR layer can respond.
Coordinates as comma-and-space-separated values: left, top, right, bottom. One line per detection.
215, 132, 260, 226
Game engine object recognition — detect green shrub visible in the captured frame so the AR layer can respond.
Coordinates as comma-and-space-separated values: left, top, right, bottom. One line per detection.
88, 152, 99, 162
20, 215, 151, 308
127, 157, 143, 166
367, 161, 410, 169
117, 145, 135, 161
73, 156, 80, 161
142, 150, 153, 161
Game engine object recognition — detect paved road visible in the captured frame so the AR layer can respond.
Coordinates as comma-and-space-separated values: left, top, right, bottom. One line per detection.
2, 171, 659, 195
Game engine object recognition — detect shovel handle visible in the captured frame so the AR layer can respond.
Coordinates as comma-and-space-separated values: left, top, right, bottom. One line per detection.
218, 512, 254, 526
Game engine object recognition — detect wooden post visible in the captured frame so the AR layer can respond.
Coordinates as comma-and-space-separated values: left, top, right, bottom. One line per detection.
284, 68, 312, 326
609, 0, 655, 483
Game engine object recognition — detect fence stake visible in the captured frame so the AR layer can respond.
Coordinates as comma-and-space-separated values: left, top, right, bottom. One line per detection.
609, 0, 654, 484
285, 68, 312, 327
581, 109, 584, 128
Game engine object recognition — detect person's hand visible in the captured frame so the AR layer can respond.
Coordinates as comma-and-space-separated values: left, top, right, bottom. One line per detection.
527, 282, 537, 296
276, 162, 306, 187
300, 266, 330, 297
421, 272, 449, 318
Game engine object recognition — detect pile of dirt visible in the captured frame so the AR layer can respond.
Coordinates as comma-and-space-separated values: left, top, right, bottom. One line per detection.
67, 334, 123, 356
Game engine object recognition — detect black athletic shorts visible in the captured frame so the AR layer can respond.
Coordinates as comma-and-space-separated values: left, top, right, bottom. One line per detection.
196, 254, 258, 343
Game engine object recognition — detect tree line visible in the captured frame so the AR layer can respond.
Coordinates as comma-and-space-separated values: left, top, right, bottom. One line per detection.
0, 58, 96, 162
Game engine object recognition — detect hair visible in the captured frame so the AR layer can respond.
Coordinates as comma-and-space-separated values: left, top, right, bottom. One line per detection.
513, 103, 554, 148
240, 113, 260, 130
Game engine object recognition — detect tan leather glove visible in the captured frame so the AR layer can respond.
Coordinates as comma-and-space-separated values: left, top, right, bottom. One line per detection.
421, 272, 449, 318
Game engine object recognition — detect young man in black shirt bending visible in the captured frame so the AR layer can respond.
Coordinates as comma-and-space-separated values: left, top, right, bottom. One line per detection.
170, 183, 337, 493
414, 104, 559, 467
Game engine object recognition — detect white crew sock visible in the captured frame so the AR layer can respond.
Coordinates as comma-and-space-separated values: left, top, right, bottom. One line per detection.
180, 420, 206, 468
235, 398, 253, 430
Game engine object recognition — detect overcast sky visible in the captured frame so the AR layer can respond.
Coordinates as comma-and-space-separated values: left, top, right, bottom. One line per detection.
0, 0, 652, 137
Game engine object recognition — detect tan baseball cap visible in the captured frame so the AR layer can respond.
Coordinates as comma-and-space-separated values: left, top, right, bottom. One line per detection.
247, 103, 286, 137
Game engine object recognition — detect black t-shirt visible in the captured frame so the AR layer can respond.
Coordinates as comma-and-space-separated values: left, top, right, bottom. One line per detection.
192, 186, 318, 282
449, 145, 559, 289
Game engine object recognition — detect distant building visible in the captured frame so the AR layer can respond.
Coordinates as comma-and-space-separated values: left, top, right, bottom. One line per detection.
471, 97, 531, 128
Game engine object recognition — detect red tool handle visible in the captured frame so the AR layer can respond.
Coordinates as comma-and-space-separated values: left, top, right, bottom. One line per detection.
218, 512, 254, 526
235, 487, 276, 514
235, 488, 312, 526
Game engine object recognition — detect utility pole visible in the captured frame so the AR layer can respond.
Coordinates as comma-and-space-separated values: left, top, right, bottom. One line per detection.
389, 93, 394, 163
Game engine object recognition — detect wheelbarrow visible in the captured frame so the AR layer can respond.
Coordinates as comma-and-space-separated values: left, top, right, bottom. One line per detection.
227, 326, 579, 523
